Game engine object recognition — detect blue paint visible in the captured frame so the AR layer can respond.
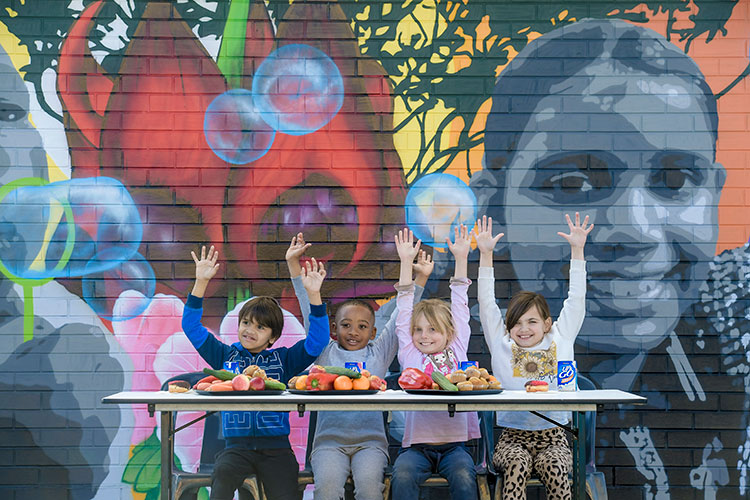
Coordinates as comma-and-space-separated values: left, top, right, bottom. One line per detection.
82, 251, 155, 321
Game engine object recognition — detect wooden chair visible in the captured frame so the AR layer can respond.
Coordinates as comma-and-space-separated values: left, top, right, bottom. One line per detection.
160, 372, 262, 500
484, 374, 607, 500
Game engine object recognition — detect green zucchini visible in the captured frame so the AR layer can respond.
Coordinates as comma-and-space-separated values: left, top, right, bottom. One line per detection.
323, 366, 361, 378
431, 371, 459, 392
264, 379, 287, 391
203, 367, 236, 381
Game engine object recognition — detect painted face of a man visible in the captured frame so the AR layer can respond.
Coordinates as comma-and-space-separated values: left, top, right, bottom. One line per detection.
487, 62, 724, 351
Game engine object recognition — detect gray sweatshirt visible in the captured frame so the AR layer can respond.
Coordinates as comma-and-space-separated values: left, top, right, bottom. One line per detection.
291, 276, 423, 452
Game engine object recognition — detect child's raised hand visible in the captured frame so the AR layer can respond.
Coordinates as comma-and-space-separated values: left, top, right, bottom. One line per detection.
558, 213, 594, 257
473, 215, 504, 254
191, 245, 220, 282
413, 250, 434, 280
286, 232, 311, 262
446, 224, 471, 259
300, 257, 326, 292
395, 228, 421, 263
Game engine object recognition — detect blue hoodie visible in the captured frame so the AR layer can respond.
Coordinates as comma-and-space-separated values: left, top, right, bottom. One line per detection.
181, 294, 329, 449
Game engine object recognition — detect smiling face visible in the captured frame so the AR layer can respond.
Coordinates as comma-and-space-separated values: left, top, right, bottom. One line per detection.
237, 314, 277, 353
412, 312, 449, 355
333, 303, 376, 351
498, 68, 723, 351
508, 305, 552, 348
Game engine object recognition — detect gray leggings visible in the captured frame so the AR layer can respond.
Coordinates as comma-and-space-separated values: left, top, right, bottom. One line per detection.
492, 427, 572, 500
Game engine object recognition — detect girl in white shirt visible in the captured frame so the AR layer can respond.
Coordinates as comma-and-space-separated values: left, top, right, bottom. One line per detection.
475, 213, 593, 500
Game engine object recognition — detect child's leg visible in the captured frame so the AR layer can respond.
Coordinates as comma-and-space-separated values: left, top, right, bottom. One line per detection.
254, 448, 301, 500
310, 447, 352, 500
350, 446, 388, 500
436, 444, 478, 500
391, 447, 433, 500
531, 428, 572, 500
493, 429, 533, 500
211, 448, 258, 500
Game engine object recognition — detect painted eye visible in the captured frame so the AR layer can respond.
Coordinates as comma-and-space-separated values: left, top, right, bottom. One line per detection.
0, 104, 25, 122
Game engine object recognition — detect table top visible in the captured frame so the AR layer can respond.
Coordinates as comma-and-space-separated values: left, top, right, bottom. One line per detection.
103, 389, 645, 412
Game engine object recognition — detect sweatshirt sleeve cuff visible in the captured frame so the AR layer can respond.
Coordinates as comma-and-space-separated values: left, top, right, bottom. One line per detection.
394, 282, 415, 293
478, 266, 494, 279
570, 259, 586, 271
186, 294, 203, 309
310, 303, 327, 317
449, 277, 471, 286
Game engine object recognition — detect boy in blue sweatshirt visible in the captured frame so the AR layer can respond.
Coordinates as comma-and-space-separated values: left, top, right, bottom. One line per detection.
182, 245, 329, 500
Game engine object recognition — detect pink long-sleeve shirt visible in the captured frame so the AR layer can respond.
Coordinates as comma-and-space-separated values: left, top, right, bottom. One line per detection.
395, 278, 480, 447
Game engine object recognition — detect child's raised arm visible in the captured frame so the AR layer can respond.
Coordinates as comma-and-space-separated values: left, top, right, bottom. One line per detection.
474, 215, 504, 269
446, 224, 471, 279
285, 232, 311, 278
300, 258, 326, 306
474, 218, 506, 354
395, 228, 421, 285
190, 245, 220, 298
286, 233, 312, 332
557, 212, 594, 261
413, 249, 434, 288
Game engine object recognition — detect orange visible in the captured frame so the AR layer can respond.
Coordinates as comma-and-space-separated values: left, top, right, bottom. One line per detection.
352, 376, 370, 390
295, 375, 308, 390
333, 375, 353, 390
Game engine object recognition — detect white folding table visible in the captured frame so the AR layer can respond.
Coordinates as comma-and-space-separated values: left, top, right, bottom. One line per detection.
103, 389, 645, 500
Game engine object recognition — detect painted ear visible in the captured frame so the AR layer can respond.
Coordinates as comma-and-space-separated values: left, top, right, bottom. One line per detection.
468, 168, 503, 221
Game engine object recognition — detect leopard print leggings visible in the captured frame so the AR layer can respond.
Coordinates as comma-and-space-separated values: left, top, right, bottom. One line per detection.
492, 427, 572, 500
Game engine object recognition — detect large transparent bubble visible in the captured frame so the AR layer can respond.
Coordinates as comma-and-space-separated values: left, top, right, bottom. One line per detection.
204, 88, 276, 164
405, 173, 477, 248
82, 251, 155, 322
253, 44, 344, 135
0, 177, 142, 280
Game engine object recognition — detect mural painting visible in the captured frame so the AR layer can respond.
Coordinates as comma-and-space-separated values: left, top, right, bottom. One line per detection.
0, 0, 749, 498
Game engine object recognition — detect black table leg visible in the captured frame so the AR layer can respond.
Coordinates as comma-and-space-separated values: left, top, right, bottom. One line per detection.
161, 410, 173, 500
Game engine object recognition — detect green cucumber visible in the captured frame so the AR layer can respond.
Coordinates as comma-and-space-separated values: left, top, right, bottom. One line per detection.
264, 379, 286, 391
431, 371, 459, 392
203, 367, 236, 381
323, 366, 361, 379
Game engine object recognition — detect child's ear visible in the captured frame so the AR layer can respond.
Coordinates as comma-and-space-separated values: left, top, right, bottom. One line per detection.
543, 317, 552, 333
369, 327, 377, 340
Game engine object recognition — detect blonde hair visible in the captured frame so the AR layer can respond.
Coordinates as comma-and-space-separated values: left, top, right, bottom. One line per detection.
411, 299, 456, 345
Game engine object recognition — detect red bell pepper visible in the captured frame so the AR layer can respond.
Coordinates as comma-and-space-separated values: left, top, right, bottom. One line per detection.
398, 368, 433, 390
307, 372, 339, 391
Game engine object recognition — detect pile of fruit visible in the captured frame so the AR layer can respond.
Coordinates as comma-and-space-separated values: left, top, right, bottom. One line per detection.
193, 366, 286, 392
288, 365, 386, 391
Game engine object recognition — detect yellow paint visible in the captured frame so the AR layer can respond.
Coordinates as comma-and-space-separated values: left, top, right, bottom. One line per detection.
47, 154, 69, 182
0, 21, 30, 78
4, 7, 17, 17
29, 199, 65, 273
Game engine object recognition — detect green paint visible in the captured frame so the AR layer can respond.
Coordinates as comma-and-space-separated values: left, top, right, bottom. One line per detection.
217, 0, 252, 89
0, 177, 76, 342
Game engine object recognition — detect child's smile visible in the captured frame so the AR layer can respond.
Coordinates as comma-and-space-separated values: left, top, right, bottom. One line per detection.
334, 304, 376, 351
412, 313, 448, 355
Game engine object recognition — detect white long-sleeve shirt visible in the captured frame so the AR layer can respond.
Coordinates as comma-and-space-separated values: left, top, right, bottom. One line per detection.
478, 259, 587, 430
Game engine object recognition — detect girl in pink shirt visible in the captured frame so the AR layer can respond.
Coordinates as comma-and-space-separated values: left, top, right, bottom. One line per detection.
391, 225, 480, 500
